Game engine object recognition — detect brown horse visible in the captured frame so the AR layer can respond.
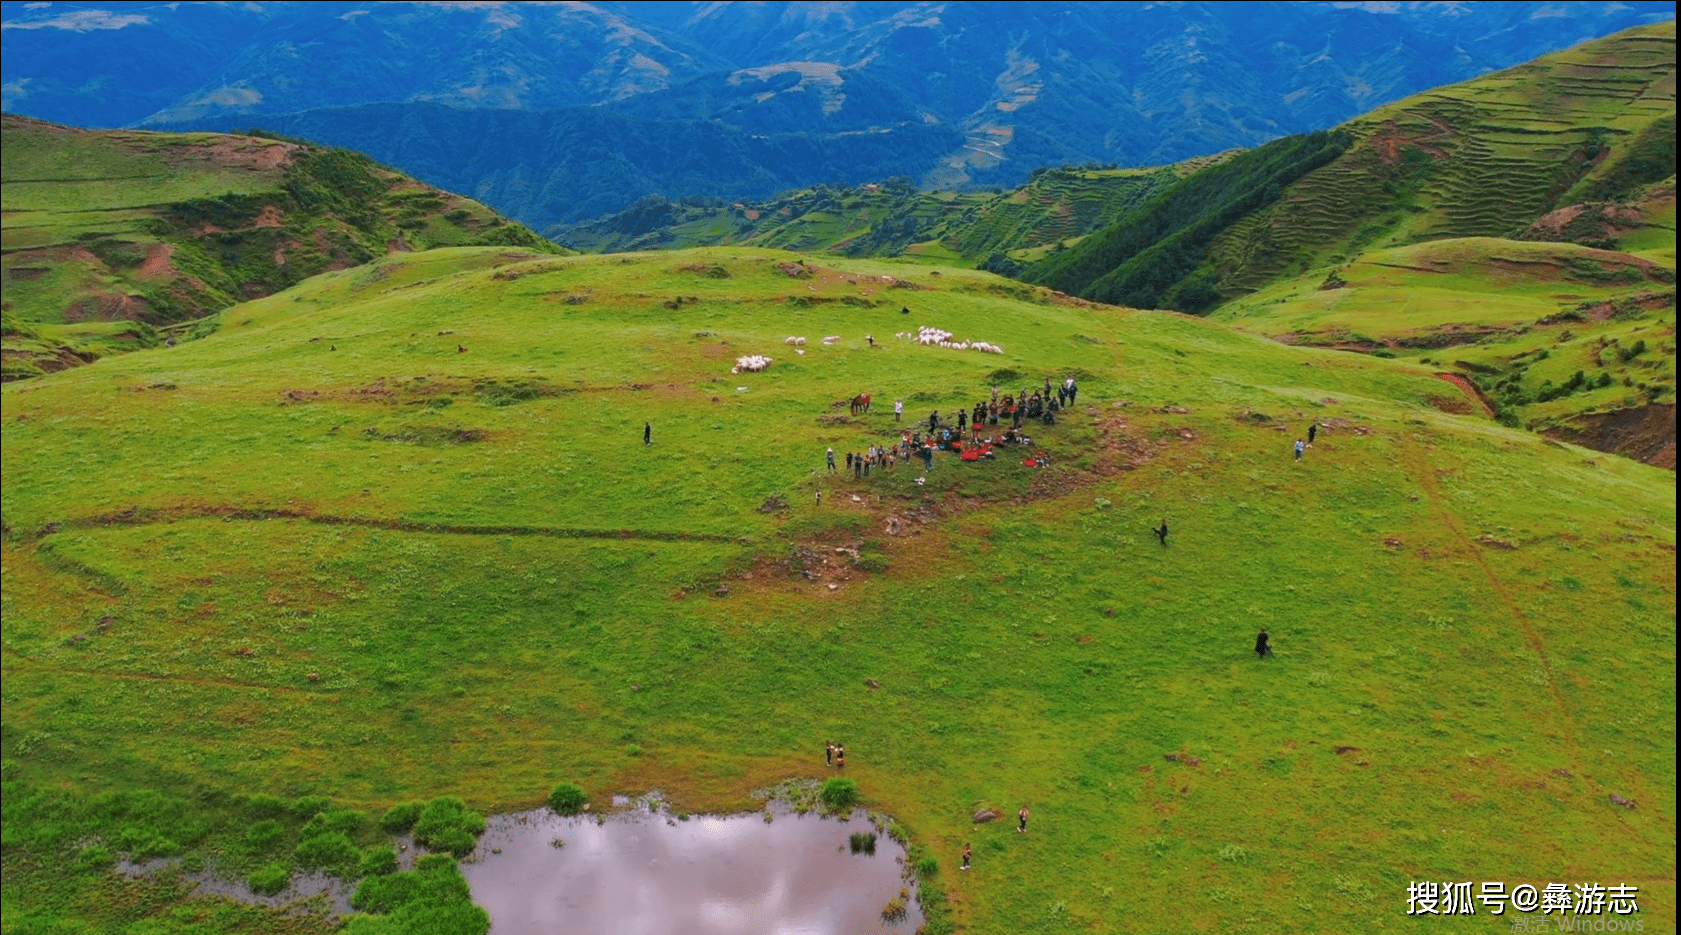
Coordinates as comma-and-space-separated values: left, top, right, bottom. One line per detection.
850, 393, 872, 415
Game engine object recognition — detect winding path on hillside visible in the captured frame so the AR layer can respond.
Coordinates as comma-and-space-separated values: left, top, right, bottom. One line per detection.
18, 506, 755, 546
1398, 437, 1581, 766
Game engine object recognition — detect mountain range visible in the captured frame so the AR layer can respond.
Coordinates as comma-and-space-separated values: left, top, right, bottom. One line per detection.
3, 1, 1674, 227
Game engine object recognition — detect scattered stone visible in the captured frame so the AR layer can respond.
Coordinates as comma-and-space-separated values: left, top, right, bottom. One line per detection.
96, 616, 113, 632
713, 585, 730, 597
827, 583, 839, 591
883, 516, 903, 535
307, 672, 320, 683
630, 683, 641, 692
1164, 752, 1202, 767
864, 678, 881, 689
1476, 534, 1516, 550
972, 809, 1004, 824
758, 495, 788, 513
1383, 538, 1403, 549
64, 632, 87, 646
1335, 746, 1361, 755
1608, 793, 1636, 810
1551, 768, 1573, 779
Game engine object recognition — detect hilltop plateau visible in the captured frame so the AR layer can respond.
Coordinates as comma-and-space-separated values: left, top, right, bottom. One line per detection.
2, 246, 1674, 933
0, 115, 558, 381
583, 25, 1677, 465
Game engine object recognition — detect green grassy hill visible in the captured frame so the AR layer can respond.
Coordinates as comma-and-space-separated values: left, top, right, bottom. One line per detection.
1, 115, 561, 382
555, 158, 1226, 266
1203, 23, 1676, 297
3, 246, 1673, 933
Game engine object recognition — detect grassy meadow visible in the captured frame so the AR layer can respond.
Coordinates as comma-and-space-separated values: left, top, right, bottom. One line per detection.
1, 246, 1674, 932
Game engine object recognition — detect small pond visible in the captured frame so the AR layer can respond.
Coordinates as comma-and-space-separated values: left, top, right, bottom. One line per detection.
462, 803, 924, 935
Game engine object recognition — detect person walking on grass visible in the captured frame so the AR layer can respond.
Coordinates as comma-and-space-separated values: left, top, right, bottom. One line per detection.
1017, 805, 1030, 833
894, 399, 904, 422
1154, 519, 1169, 547
961, 842, 972, 871
1308, 423, 1318, 446
644, 422, 651, 446
1294, 438, 1305, 462
827, 447, 837, 473
1256, 629, 1272, 659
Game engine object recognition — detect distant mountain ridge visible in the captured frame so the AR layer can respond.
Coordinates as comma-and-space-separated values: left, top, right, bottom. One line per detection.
3, 1, 1674, 224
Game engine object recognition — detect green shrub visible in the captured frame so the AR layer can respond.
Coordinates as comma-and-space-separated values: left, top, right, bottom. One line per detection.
916, 855, 940, 878
302, 809, 366, 838
412, 796, 485, 856
820, 778, 858, 810
547, 783, 588, 815
380, 801, 424, 833
246, 819, 285, 850
248, 862, 291, 896
358, 845, 400, 877
427, 828, 477, 857
75, 844, 114, 873
296, 831, 360, 872
119, 824, 182, 859
289, 795, 332, 819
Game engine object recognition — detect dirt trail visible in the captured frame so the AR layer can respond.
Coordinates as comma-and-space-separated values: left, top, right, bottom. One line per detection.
0, 658, 307, 696
17, 505, 753, 546
1431, 372, 1495, 418
1399, 438, 1580, 765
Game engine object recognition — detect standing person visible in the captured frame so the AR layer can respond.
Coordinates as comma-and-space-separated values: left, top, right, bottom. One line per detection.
929, 410, 939, 434
1044, 377, 1053, 399
1294, 438, 1305, 462
1308, 423, 1318, 446
854, 455, 863, 479
1255, 629, 1272, 659
644, 422, 651, 446
894, 399, 904, 422
826, 741, 835, 766
957, 409, 967, 433
1017, 805, 1030, 833
991, 385, 999, 404
1154, 519, 1169, 547
1068, 379, 1078, 405
827, 447, 837, 473
815, 489, 822, 507
846, 451, 854, 472
836, 744, 846, 769
961, 842, 972, 871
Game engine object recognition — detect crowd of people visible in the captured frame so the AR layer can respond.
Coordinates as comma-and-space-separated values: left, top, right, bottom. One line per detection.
825, 377, 1077, 478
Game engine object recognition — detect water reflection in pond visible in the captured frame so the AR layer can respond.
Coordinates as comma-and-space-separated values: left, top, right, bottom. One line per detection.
463, 806, 923, 935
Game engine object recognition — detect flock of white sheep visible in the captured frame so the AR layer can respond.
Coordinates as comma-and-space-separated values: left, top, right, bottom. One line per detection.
896, 326, 1004, 354
735, 326, 1003, 374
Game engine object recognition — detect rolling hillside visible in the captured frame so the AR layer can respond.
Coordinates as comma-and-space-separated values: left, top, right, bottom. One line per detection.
1, 116, 559, 381
2, 245, 1674, 933
556, 156, 1230, 264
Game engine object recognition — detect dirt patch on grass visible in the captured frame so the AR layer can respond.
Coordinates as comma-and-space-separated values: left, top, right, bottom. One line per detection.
135, 243, 177, 281
1430, 373, 1495, 418
1545, 403, 1675, 469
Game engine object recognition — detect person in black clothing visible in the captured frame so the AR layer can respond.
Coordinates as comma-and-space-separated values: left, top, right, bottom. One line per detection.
846, 451, 854, 471
1154, 519, 1169, 546
929, 411, 939, 433
1308, 423, 1318, 445
957, 410, 967, 432
854, 455, 862, 479
1255, 629, 1272, 659
644, 422, 651, 445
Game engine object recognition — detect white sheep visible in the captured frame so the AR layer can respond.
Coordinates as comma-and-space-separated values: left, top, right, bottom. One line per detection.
731, 354, 773, 374
822, 335, 841, 345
